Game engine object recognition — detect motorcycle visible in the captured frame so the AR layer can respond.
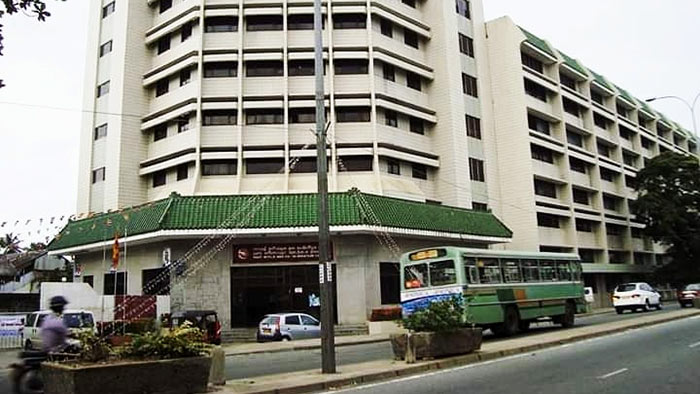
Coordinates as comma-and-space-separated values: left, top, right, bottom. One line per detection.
10, 343, 81, 394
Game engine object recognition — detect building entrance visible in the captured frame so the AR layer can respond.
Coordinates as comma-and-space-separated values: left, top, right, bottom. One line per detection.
230, 265, 337, 327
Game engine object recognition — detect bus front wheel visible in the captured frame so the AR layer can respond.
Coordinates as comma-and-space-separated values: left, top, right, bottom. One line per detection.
558, 301, 575, 328
492, 306, 519, 337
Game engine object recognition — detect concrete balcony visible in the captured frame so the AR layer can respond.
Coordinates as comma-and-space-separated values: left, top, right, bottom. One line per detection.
593, 126, 616, 144
289, 124, 316, 146
607, 235, 625, 250
619, 138, 634, 151
531, 160, 566, 182
376, 124, 433, 154
147, 129, 197, 160
538, 227, 571, 247
288, 30, 329, 49
244, 31, 283, 50
373, 35, 427, 67
288, 76, 330, 96
204, 32, 239, 51
243, 77, 284, 97
600, 180, 623, 196
576, 231, 601, 249
570, 171, 592, 188
149, 82, 199, 115
151, 39, 199, 71
333, 29, 369, 48
374, 77, 429, 109
525, 95, 558, 120
564, 112, 585, 130
242, 124, 285, 146
202, 77, 240, 98
201, 125, 241, 147
150, 0, 199, 31
375, 0, 426, 26
335, 123, 374, 144
334, 74, 371, 95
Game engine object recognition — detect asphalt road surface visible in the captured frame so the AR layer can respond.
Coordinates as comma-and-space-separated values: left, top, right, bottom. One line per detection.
327, 313, 700, 394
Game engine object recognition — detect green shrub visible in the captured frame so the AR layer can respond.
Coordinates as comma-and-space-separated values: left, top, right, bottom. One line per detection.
120, 321, 209, 360
400, 296, 467, 333
76, 331, 113, 363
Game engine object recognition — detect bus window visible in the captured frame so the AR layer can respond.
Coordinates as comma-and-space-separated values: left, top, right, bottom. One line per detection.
539, 261, 557, 281
477, 258, 501, 284
521, 259, 539, 282
501, 260, 521, 283
404, 264, 428, 289
429, 260, 457, 286
557, 261, 572, 281
571, 261, 582, 281
464, 259, 479, 284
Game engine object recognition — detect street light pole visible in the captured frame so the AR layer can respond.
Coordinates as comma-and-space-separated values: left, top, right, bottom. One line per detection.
314, 0, 336, 374
646, 93, 700, 138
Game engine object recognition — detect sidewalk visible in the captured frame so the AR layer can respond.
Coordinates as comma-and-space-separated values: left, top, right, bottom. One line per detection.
216, 308, 700, 394
221, 307, 615, 357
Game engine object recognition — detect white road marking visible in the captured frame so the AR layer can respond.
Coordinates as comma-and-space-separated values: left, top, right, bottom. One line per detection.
689, 341, 700, 348
598, 368, 628, 379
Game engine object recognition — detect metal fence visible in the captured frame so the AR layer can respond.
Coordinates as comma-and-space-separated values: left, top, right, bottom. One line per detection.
0, 313, 26, 350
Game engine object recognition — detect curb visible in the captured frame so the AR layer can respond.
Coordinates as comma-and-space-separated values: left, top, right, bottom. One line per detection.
233, 310, 700, 394
224, 337, 390, 357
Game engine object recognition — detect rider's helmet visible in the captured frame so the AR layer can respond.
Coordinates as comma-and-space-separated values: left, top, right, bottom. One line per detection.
49, 296, 68, 314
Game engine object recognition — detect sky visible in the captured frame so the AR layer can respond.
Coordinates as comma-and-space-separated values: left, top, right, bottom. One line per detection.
0, 1, 699, 245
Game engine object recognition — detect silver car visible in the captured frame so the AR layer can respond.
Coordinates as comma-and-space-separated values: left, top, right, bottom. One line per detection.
256, 313, 321, 342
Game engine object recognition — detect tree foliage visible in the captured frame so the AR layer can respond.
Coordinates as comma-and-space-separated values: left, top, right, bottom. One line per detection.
633, 152, 700, 285
0, 232, 22, 254
0, 0, 66, 87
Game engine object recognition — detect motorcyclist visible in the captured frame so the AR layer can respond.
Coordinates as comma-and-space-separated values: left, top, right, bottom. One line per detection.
40, 296, 69, 353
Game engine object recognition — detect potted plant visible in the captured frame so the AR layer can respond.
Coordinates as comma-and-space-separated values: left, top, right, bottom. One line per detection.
41, 322, 212, 394
390, 296, 482, 361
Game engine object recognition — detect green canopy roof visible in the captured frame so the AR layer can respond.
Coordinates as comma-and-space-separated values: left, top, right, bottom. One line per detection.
557, 51, 587, 77
519, 27, 555, 57
48, 190, 512, 251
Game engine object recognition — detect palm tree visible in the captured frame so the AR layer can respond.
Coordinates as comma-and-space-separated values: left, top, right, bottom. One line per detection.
0, 233, 23, 255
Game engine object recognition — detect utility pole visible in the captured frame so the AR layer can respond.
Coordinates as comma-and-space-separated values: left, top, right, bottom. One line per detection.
314, 0, 336, 374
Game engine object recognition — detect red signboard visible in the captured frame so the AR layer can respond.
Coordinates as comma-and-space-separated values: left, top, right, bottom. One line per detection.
233, 243, 331, 263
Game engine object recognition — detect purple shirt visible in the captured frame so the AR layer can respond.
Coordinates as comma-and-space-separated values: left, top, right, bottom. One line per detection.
40, 314, 68, 352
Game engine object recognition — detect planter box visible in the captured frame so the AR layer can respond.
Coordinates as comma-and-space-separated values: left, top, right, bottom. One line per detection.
390, 328, 482, 361
42, 356, 212, 394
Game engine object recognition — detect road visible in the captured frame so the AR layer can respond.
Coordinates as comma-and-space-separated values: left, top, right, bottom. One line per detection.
328, 313, 700, 394
224, 304, 682, 380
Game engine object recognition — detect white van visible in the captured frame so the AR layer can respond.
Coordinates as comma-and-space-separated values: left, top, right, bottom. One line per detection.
24, 310, 97, 350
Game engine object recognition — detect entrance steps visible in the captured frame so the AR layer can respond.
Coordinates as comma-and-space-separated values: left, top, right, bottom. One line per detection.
222, 324, 369, 343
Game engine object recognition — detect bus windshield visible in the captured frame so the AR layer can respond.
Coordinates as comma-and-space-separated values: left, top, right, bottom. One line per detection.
404, 260, 457, 289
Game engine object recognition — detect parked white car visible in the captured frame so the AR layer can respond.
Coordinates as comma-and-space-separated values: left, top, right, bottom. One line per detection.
612, 282, 662, 314
24, 310, 97, 350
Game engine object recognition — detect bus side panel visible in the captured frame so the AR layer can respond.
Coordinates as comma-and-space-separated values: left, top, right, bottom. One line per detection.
464, 290, 504, 325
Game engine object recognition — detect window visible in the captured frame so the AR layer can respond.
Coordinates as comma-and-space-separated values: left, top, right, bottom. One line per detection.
412, 163, 427, 180
104, 272, 126, 295
469, 158, 485, 182
94, 124, 108, 140
380, 18, 393, 37
289, 60, 315, 76
333, 14, 366, 29
202, 160, 237, 176
380, 263, 400, 305
142, 268, 169, 295
528, 114, 550, 135
102, 2, 115, 18
521, 53, 543, 73
404, 264, 428, 289
606, 224, 623, 236
641, 137, 652, 149
290, 158, 317, 174
531, 145, 554, 163
430, 260, 457, 287
576, 220, 594, 232
152, 170, 166, 187
159, 0, 172, 13
246, 158, 284, 175
521, 260, 539, 282
92, 167, 105, 183
96, 81, 110, 97
177, 116, 190, 133
157, 34, 171, 54
246, 15, 283, 31
384, 110, 398, 127
625, 175, 636, 188
534, 179, 557, 198
155, 78, 169, 97
616, 103, 629, 118
459, 33, 474, 57
404, 29, 419, 49
246, 109, 283, 125
336, 107, 370, 122
539, 261, 557, 280
289, 108, 316, 124
382, 63, 395, 81
537, 213, 560, 228
301, 315, 320, 326
524, 79, 546, 101
603, 195, 618, 211
181, 22, 192, 41
177, 164, 188, 181
179, 68, 191, 86
560, 73, 576, 90
563, 98, 580, 116
288, 14, 315, 30
600, 168, 615, 182
462, 73, 478, 97
334, 59, 368, 75
579, 249, 596, 263
402, 0, 416, 7
472, 202, 488, 211
204, 62, 237, 78
406, 72, 421, 91
569, 157, 587, 173
409, 117, 424, 134
597, 142, 611, 158
594, 113, 608, 129
153, 124, 167, 141
339, 156, 373, 172
246, 61, 283, 77
455, 0, 471, 19
203, 110, 237, 126
205, 16, 238, 33
502, 260, 521, 283
567, 130, 583, 147
99, 40, 112, 57
387, 160, 400, 175
591, 90, 604, 105
572, 189, 589, 205
619, 126, 633, 140
285, 315, 300, 326
477, 259, 501, 284
466, 115, 481, 139
623, 153, 637, 167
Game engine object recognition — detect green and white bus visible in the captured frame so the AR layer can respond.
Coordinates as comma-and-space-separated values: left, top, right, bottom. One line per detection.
400, 247, 585, 336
